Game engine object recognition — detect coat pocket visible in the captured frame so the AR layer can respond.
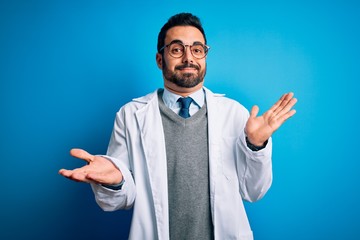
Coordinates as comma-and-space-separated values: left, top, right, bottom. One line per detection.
220, 136, 239, 181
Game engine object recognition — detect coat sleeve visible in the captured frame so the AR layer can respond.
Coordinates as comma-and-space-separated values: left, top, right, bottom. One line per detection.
91, 107, 136, 211
207, 90, 273, 203
219, 97, 273, 203
237, 130, 273, 202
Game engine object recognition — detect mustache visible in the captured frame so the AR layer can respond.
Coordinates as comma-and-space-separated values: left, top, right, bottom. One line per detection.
175, 63, 200, 70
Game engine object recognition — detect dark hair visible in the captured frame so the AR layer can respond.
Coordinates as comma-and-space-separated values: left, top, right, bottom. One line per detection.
157, 13, 207, 53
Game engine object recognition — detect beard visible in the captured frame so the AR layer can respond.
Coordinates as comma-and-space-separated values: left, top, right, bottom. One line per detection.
162, 61, 206, 88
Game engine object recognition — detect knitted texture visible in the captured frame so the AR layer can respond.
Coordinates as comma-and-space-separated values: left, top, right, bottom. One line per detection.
158, 91, 213, 240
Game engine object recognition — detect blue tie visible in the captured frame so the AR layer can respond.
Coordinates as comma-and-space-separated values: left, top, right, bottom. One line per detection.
177, 97, 193, 118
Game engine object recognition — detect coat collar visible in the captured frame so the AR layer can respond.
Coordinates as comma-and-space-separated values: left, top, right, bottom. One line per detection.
131, 87, 225, 105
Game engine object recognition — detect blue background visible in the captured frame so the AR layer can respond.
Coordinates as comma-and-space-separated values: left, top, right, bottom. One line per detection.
1, 0, 359, 239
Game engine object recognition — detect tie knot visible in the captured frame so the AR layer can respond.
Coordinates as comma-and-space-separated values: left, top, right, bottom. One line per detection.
177, 97, 193, 109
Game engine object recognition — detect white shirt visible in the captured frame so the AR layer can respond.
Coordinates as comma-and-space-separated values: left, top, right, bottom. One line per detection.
162, 87, 205, 117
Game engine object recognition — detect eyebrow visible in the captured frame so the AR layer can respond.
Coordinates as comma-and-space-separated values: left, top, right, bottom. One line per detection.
168, 39, 205, 46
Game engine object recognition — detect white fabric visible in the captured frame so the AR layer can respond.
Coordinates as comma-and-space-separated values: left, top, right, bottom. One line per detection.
162, 87, 204, 116
91, 87, 273, 240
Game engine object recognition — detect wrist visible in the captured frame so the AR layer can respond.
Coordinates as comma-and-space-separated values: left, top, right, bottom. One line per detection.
102, 178, 125, 190
246, 136, 268, 151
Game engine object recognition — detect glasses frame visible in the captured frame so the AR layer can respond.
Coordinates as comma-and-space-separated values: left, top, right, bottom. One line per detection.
159, 41, 210, 59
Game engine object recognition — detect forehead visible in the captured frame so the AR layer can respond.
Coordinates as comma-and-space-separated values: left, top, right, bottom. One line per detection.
165, 26, 205, 45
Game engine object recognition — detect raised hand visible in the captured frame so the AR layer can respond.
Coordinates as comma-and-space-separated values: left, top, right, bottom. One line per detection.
245, 92, 297, 146
59, 148, 123, 185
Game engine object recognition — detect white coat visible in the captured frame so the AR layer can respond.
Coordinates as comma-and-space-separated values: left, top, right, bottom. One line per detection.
91, 87, 272, 240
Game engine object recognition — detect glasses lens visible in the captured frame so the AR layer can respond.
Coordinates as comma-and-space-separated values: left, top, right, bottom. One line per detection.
169, 43, 185, 58
191, 44, 206, 59
167, 42, 208, 59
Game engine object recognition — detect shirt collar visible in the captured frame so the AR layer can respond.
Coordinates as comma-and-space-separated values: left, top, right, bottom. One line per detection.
162, 87, 205, 109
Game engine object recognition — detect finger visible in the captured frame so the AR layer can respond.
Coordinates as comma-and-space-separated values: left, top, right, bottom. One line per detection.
86, 171, 123, 185
267, 93, 288, 113
59, 168, 93, 183
59, 168, 71, 177
278, 92, 288, 101
71, 171, 93, 183
275, 97, 298, 119
277, 109, 297, 123
70, 148, 95, 163
272, 92, 295, 116
275, 92, 293, 109
59, 168, 84, 178
281, 92, 295, 107
285, 97, 297, 110
250, 105, 259, 118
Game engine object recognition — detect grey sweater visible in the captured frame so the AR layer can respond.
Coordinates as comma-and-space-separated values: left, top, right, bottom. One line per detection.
158, 91, 213, 240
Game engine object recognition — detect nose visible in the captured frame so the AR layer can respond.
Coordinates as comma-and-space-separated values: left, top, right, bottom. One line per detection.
182, 45, 194, 63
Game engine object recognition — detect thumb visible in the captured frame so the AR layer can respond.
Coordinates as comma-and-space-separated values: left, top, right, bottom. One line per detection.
250, 105, 259, 118
70, 148, 95, 163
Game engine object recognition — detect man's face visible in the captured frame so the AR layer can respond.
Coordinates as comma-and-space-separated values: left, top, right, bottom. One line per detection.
156, 26, 207, 93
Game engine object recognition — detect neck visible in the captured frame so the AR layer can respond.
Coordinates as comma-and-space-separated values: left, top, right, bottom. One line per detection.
164, 81, 203, 97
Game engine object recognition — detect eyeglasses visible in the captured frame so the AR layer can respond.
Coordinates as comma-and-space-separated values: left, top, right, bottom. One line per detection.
159, 41, 210, 59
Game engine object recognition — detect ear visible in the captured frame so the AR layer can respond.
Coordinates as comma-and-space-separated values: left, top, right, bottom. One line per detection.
156, 53, 163, 69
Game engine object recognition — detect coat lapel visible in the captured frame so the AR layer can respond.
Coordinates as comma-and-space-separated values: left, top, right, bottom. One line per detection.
134, 89, 170, 239
204, 88, 224, 225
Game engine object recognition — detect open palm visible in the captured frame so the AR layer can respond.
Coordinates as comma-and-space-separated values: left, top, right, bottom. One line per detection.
245, 92, 297, 146
59, 148, 123, 185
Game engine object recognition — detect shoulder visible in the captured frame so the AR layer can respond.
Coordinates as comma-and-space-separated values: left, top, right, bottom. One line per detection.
116, 89, 160, 116
204, 87, 248, 113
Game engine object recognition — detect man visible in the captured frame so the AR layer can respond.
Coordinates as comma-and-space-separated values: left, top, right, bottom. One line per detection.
59, 13, 297, 240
